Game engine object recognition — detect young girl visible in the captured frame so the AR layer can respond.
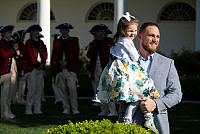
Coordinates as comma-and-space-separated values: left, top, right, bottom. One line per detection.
96, 12, 160, 134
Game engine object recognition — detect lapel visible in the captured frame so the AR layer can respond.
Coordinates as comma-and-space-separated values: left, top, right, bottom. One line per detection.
149, 53, 164, 75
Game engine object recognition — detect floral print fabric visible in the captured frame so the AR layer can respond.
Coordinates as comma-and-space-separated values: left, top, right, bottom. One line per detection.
96, 56, 160, 103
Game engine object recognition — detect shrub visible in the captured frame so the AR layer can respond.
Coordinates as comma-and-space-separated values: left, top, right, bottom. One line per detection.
42, 119, 153, 134
170, 49, 200, 100
171, 49, 200, 76
180, 75, 200, 100
79, 49, 89, 74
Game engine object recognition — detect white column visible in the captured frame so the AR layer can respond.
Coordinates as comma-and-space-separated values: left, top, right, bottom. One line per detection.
114, 0, 126, 34
196, 0, 200, 51
37, 0, 50, 64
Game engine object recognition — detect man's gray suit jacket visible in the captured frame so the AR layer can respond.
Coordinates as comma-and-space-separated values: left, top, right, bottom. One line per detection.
132, 52, 182, 134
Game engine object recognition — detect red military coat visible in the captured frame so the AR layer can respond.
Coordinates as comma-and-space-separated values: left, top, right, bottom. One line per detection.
50, 36, 80, 78
0, 39, 15, 76
17, 41, 32, 76
25, 39, 47, 71
86, 37, 113, 77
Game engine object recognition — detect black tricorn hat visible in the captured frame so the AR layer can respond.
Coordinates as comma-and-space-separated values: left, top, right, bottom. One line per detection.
0, 25, 14, 33
24, 24, 42, 33
12, 30, 24, 40
89, 24, 109, 35
99, 24, 112, 34
105, 28, 112, 34
55, 23, 73, 29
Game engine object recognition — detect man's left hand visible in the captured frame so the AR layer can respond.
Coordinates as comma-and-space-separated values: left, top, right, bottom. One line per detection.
140, 97, 156, 113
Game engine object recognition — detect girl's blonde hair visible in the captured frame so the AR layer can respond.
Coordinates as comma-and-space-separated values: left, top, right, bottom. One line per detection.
113, 17, 139, 43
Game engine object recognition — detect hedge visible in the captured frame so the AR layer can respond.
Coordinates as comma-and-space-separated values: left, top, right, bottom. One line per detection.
180, 75, 200, 100
42, 119, 153, 134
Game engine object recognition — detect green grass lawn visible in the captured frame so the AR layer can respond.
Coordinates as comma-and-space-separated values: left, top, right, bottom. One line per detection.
0, 99, 199, 134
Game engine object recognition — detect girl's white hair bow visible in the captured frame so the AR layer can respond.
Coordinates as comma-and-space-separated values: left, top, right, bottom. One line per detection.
122, 12, 135, 21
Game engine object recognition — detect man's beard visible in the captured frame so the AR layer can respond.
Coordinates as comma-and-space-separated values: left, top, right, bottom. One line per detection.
142, 42, 158, 54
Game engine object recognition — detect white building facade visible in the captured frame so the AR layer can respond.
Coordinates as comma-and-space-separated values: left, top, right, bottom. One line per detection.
0, 0, 198, 62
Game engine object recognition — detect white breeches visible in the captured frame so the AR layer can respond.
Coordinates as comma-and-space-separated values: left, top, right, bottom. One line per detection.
26, 69, 44, 106
0, 73, 12, 118
55, 69, 79, 112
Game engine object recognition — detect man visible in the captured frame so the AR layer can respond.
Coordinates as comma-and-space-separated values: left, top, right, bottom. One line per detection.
87, 24, 117, 116
12, 30, 30, 104
24, 24, 47, 115
0, 24, 19, 118
87, 24, 112, 97
51, 33, 62, 104
50, 23, 80, 115
118, 22, 182, 134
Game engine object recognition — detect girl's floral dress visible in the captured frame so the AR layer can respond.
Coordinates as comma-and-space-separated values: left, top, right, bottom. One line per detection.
96, 55, 160, 103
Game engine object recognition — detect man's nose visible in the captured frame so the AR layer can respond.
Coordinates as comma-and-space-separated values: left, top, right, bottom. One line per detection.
152, 37, 157, 43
